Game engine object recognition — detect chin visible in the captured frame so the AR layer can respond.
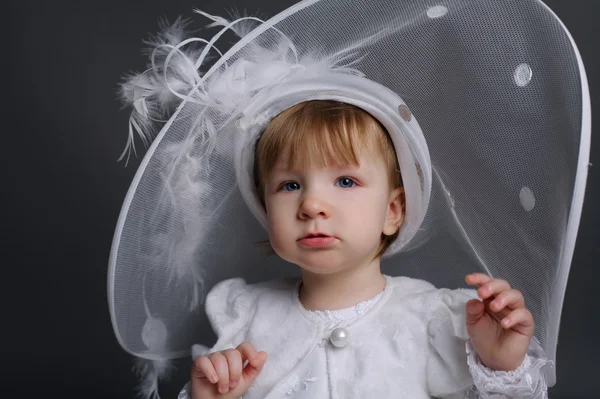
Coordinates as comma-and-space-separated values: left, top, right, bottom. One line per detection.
299, 264, 343, 275
294, 253, 349, 274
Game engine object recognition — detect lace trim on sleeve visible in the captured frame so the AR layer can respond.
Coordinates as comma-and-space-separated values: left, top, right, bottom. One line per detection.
465, 341, 551, 399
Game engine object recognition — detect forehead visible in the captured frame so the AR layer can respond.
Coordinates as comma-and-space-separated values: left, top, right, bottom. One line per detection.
271, 145, 385, 174
276, 129, 385, 168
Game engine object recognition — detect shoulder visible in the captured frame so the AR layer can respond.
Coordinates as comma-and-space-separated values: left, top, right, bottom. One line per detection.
377, 276, 437, 319
383, 275, 477, 314
205, 277, 298, 332
204, 277, 302, 351
386, 275, 476, 299
207, 277, 298, 305
385, 275, 437, 297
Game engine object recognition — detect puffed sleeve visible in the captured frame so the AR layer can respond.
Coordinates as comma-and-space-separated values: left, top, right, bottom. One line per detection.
426, 288, 551, 398
193, 278, 254, 357
177, 278, 254, 399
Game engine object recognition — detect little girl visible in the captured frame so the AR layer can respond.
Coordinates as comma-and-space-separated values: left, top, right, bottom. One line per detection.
179, 101, 549, 399
109, 2, 588, 398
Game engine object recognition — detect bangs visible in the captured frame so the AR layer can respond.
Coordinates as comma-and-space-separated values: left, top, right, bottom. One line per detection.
273, 103, 375, 170
255, 101, 397, 193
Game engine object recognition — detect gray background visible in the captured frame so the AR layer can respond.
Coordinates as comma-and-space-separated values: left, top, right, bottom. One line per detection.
3, 0, 598, 398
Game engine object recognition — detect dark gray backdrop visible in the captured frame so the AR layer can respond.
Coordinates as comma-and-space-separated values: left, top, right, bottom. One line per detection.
3, 0, 598, 398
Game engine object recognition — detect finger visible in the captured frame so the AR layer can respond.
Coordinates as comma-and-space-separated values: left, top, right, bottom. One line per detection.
465, 273, 492, 286
209, 352, 230, 394
501, 308, 535, 336
222, 349, 243, 388
477, 279, 511, 300
465, 299, 485, 326
242, 351, 267, 384
489, 289, 525, 312
237, 341, 259, 368
192, 356, 218, 384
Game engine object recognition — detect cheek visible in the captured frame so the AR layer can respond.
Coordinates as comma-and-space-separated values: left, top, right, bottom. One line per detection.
267, 219, 293, 259
345, 191, 388, 220
265, 196, 288, 221
347, 195, 390, 241
265, 199, 292, 246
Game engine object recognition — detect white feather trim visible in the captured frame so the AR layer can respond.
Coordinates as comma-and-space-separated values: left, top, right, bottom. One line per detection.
118, 17, 205, 164
194, 8, 263, 39
133, 358, 174, 399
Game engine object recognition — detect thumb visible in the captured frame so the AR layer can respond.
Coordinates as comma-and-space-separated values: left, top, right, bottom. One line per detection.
242, 351, 267, 385
465, 299, 485, 326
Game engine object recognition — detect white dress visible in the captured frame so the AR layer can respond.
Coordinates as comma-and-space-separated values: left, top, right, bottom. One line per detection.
281, 290, 386, 398
178, 275, 551, 398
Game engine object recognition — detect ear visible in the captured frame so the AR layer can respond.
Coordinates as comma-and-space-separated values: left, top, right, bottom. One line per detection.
383, 187, 405, 236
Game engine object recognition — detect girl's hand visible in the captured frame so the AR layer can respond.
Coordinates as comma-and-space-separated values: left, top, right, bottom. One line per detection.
191, 341, 267, 399
464, 273, 534, 371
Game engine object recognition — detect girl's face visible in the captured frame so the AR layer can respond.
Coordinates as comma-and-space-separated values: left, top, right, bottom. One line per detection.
263, 150, 403, 275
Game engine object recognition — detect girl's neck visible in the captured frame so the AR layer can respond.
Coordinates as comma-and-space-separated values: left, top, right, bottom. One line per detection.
298, 259, 386, 311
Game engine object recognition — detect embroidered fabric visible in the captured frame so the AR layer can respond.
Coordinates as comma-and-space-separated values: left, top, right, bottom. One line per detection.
466, 341, 551, 398
279, 289, 385, 397
285, 369, 319, 395
297, 285, 385, 330
175, 345, 549, 399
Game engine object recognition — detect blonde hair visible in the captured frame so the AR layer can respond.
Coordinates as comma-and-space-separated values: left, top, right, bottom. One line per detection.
254, 100, 403, 257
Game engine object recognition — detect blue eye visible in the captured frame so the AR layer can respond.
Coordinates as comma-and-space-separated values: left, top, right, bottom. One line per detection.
337, 177, 355, 188
282, 182, 301, 191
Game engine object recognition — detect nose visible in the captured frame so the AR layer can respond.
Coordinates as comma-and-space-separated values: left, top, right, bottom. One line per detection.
298, 195, 332, 220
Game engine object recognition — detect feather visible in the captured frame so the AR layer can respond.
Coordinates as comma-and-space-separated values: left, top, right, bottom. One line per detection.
194, 9, 263, 39
133, 358, 174, 399
118, 17, 207, 163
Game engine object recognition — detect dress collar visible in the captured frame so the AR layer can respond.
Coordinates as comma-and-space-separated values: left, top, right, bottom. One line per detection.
293, 275, 391, 329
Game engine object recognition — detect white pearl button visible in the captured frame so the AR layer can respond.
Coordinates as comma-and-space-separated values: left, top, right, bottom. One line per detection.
330, 327, 350, 348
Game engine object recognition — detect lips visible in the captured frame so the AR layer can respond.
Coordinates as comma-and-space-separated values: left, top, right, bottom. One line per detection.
301, 232, 330, 239
298, 232, 336, 247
